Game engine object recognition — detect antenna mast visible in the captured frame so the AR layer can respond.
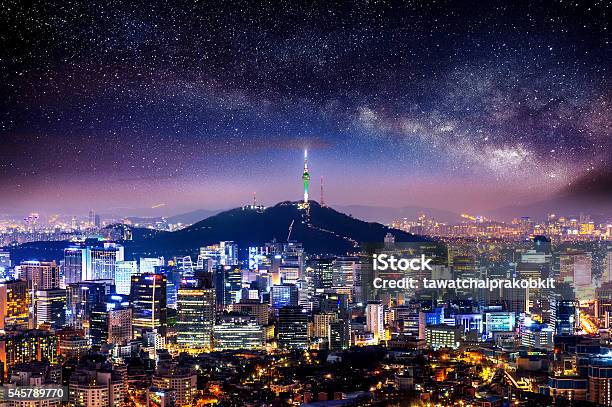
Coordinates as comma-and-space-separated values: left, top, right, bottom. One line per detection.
320, 176, 325, 206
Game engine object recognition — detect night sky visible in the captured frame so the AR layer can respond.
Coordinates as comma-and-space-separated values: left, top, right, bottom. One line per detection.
1, 0, 610, 216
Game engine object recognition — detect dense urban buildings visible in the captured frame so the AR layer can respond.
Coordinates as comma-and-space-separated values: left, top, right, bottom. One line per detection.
1, 197, 612, 405
1, 0, 609, 405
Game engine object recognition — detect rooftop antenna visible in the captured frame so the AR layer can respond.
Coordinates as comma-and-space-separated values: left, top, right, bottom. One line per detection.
320, 176, 325, 207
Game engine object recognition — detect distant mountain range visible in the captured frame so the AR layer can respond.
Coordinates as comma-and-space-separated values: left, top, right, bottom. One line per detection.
165, 208, 221, 225
6, 201, 425, 262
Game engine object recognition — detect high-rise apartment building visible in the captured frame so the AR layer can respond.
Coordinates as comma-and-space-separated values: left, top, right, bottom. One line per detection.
366, 301, 385, 344
0, 280, 29, 330
20, 261, 59, 290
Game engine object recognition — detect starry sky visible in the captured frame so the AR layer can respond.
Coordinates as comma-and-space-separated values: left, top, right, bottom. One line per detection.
0, 0, 610, 217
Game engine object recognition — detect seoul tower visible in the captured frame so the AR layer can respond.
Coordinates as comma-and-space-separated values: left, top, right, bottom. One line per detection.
302, 149, 310, 204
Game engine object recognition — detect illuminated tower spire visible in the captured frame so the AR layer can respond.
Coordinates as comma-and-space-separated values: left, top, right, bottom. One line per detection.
302, 149, 310, 204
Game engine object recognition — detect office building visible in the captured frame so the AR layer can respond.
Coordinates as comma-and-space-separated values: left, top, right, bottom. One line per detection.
391, 303, 425, 340
425, 325, 462, 350
114, 261, 138, 295
131, 274, 167, 338
90, 295, 132, 347
521, 322, 554, 350
35, 289, 67, 329
277, 306, 308, 349
313, 313, 338, 339
213, 316, 265, 350
64, 246, 90, 285
560, 250, 592, 287
484, 311, 515, 336
214, 265, 242, 309
176, 275, 215, 349
546, 376, 588, 402
312, 258, 334, 290
556, 301, 578, 335
198, 241, 238, 269
230, 299, 269, 325
328, 320, 351, 350
139, 257, 163, 274
66, 280, 114, 328
59, 336, 90, 361
0, 252, 10, 270
271, 284, 298, 310
89, 243, 124, 281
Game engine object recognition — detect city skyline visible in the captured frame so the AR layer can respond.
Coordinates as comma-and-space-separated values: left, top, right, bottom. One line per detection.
1, 2, 612, 406
1, 1, 610, 216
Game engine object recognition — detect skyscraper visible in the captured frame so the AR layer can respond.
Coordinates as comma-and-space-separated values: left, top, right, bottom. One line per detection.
313, 313, 338, 339
328, 320, 350, 350
131, 274, 167, 338
20, 261, 60, 290
312, 258, 335, 290
603, 248, 612, 284
199, 241, 238, 268
230, 299, 270, 325
107, 301, 132, 346
66, 280, 114, 328
366, 301, 385, 344
0, 280, 29, 330
35, 289, 67, 329
90, 243, 124, 281
333, 256, 358, 296
64, 246, 90, 285
279, 242, 304, 283
176, 274, 216, 349
114, 260, 138, 295
214, 265, 242, 309
271, 284, 298, 309
157, 266, 182, 309
90, 295, 132, 347
560, 250, 592, 287
277, 306, 308, 349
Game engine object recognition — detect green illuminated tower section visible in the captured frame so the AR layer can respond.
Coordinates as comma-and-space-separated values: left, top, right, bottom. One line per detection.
302, 149, 309, 204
